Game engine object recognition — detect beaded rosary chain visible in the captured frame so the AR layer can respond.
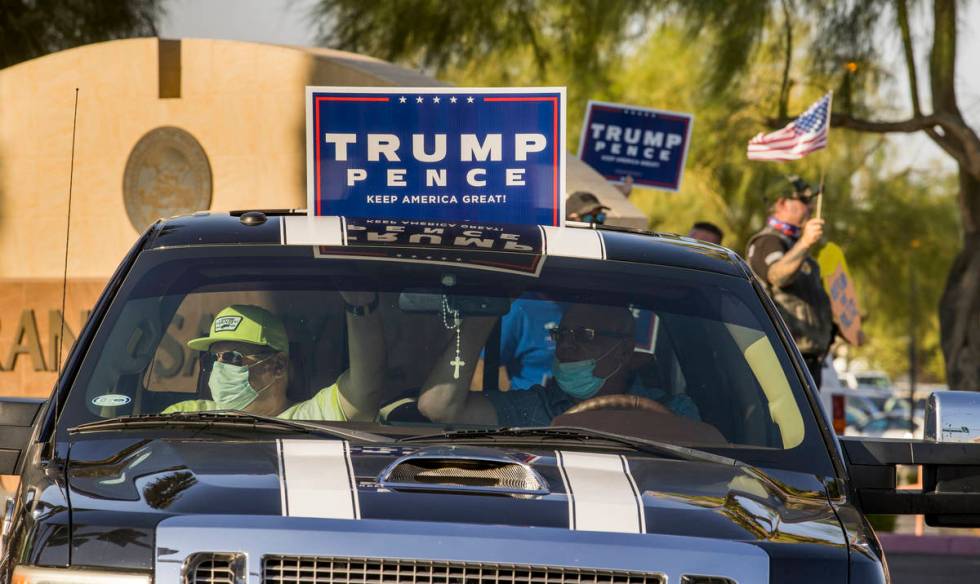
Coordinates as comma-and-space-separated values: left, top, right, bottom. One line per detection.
441, 295, 465, 379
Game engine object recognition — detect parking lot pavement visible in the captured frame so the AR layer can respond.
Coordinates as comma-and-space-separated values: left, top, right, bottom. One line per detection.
887, 553, 980, 584
880, 534, 980, 584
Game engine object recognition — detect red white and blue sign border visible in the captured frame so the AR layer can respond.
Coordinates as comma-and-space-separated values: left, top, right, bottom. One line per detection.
577, 99, 694, 193
305, 86, 567, 225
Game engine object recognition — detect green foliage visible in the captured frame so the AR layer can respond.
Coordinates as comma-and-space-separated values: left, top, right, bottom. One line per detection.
446, 19, 961, 382
837, 170, 960, 382
310, 0, 654, 92
0, 0, 164, 69
313, 0, 962, 382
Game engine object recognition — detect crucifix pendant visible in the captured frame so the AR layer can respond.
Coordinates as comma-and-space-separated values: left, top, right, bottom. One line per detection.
451, 355, 466, 379
450, 322, 464, 379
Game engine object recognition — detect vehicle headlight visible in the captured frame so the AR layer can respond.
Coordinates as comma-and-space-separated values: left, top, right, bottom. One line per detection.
13, 566, 150, 583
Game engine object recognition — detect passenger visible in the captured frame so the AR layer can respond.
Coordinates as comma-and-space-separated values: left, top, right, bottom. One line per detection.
418, 304, 699, 426
498, 294, 564, 390
164, 294, 384, 421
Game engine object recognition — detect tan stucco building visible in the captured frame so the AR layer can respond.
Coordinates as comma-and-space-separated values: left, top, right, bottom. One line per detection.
0, 37, 646, 398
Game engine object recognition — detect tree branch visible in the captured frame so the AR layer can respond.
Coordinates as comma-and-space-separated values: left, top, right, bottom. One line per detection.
765, 111, 980, 176
895, 0, 921, 116
768, 111, 968, 137
930, 0, 959, 116
765, 112, 940, 133
925, 126, 970, 170
831, 113, 938, 133
777, 0, 793, 119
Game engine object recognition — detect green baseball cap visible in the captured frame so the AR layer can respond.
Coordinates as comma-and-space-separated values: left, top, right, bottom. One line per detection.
188, 304, 289, 354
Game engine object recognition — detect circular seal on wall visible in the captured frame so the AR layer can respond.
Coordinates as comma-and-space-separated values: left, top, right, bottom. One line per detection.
123, 126, 212, 231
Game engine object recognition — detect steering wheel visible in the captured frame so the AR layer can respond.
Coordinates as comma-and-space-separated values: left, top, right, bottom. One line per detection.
563, 394, 671, 416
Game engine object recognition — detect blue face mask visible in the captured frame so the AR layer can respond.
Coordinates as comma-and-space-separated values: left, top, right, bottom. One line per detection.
552, 342, 624, 400
552, 358, 604, 399
208, 356, 276, 410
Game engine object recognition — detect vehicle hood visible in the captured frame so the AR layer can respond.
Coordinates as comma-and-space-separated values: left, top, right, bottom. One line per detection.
65, 435, 847, 570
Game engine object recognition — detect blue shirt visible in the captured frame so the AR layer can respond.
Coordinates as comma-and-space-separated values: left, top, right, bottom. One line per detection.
499, 298, 564, 390
486, 380, 701, 427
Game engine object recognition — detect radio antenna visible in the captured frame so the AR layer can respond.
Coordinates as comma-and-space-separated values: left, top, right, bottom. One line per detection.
57, 88, 80, 375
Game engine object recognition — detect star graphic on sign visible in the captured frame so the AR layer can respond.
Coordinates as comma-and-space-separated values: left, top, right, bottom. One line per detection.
399, 96, 407, 103
416, 96, 424, 103
433, 96, 441, 103
466, 96, 474, 103
449, 96, 457, 103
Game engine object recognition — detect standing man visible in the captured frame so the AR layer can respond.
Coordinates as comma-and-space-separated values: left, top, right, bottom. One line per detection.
688, 222, 725, 245
746, 176, 833, 388
565, 191, 609, 224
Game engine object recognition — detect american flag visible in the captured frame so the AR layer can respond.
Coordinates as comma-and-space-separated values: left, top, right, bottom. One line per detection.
747, 92, 832, 161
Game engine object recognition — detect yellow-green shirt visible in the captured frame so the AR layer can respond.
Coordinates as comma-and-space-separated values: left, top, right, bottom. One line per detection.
161, 382, 347, 421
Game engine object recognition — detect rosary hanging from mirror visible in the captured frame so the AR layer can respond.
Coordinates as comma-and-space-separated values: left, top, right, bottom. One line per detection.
441, 295, 465, 379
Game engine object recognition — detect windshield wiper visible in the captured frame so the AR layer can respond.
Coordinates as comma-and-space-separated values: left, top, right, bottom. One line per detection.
399, 426, 739, 466
69, 410, 384, 442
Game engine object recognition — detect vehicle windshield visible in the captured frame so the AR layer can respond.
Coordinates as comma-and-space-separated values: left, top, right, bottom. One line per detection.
59, 244, 823, 463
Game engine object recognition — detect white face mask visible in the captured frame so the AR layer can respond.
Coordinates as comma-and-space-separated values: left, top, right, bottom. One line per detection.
208, 355, 277, 410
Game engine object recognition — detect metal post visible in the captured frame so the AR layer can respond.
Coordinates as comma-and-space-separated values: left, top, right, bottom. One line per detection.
909, 239, 924, 536
908, 240, 919, 434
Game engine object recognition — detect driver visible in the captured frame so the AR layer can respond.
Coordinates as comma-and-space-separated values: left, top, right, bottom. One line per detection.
417, 304, 699, 426
164, 293, 384, 421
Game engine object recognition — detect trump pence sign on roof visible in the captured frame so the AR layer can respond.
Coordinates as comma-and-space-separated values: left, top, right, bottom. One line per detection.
307, 87, 566, 226
578, 100, 693, 192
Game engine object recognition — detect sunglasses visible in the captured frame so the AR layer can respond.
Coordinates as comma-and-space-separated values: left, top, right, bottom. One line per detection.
581, 211, 607, 224
549, 326, 630, 344
789, 191, 818, 205
209, 350, 273, 367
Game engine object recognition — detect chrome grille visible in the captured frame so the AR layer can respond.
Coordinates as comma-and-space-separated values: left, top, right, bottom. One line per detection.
262, 557, 665, 584
185, 552, 243, 584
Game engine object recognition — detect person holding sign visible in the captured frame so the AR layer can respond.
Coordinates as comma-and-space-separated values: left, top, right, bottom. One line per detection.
746, 176, 834, 388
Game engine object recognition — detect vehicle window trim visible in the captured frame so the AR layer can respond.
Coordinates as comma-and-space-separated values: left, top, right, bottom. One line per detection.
749, 276, 847, 480
41, 222, 158, 443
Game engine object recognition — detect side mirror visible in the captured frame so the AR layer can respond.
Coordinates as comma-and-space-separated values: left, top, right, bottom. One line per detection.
0, 398, 45, 475
840, 390, 980, 528
925, 390, 980, 442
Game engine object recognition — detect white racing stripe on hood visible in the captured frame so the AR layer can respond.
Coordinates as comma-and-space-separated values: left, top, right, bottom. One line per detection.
556, 450, 645, 533
278, 439, 361, 519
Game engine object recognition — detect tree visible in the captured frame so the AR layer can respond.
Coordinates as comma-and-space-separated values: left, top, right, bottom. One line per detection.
0, 0, 164, 69
784, 0, 980, 390
314, 0, 979, 389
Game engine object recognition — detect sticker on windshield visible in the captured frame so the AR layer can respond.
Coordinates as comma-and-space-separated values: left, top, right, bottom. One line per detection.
92, 394, 132, 407
213, 316, 243, 332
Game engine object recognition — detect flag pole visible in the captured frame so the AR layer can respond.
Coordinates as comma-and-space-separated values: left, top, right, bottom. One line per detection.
814, 91, 833, 221
816, 167, 824, 220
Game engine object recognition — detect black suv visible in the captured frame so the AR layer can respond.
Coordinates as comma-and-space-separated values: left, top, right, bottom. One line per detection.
1, 212, 976, 584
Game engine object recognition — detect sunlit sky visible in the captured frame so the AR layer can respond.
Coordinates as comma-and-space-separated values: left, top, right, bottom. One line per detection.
160, 0, 980, 175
